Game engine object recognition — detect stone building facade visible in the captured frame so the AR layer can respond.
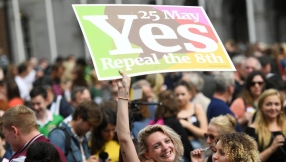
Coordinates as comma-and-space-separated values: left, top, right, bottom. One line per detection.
1, 0, 286, 64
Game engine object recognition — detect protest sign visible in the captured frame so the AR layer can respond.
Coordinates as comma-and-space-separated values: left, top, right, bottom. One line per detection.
73, 4, 235, 80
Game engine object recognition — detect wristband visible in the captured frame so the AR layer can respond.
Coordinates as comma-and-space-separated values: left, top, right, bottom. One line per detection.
118, 97, 129, 101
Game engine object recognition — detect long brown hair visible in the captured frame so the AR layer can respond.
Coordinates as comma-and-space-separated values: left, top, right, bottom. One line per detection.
254, 89, 286, 149
239, 71, 266, 107
155, 90, 179, 120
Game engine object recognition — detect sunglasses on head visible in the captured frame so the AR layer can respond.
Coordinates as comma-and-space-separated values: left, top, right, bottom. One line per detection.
250, 81, 264, 86
204, 133, 215, 140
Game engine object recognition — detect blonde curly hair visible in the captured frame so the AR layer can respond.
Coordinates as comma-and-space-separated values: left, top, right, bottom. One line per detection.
215, 132, 260, 162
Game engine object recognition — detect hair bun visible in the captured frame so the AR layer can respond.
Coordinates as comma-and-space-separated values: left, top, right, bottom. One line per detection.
226, 114, 237, 128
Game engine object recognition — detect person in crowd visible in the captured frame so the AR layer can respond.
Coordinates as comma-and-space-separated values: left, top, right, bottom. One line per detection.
230, 71, 266, 128
164, 72, 182, 90
33, 76, 73, 119
0, 105, 66, 162
90, 103, 119, 162
191, 132, 260, 162
6, 78, 23, 107
175, 80, 208, 149
200, 72, 216, 99
149, 90, 194, 162
50, 62, 65, 96
224, 39, 240, 59
6, 64, 18, 80
15, 61, 32, 101
30, 86, 64, 137
37, 58, 50, 76
244, 57, 261, 76
207, 72, 242, 132
23, 58, 37, 91
61, 56, 76, 102
145, 73, 166, 99
231, 55, 246, 102
49, 101, 102, 162
64, 86, 92, 123
62, 55, 76, 85
190, 114, 236, 162
130, 79, 157, 139
71, 65, 88, 91
25, 142, 62, 162
0, 131, 8, 161
108, 80, 119, 102
245, 89, 286, 162
258, 56, 275, 78
0, 79, 9, 111
264, 74, 286, 107
116, 70, 184, 162
70, 86, 91, 108
182, 72, 210, 112
89, 70, 103, 104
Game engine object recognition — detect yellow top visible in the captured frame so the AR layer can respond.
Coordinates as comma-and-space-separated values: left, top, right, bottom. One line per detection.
95, 140, 120, 162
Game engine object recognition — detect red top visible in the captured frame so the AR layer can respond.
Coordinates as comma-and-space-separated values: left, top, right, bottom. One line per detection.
9, 134, 66, 162
9, 98, 23, 108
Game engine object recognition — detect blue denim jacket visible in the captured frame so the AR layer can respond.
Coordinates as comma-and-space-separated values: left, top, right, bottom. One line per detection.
48, 122, 90, 162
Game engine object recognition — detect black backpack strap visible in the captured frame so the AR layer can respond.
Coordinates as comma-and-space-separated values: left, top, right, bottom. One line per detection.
50, 127, 71, 156
243, 98, 247, 111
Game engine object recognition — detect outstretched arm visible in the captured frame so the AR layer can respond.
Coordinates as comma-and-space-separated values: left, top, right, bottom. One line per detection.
116, 70, 140, 162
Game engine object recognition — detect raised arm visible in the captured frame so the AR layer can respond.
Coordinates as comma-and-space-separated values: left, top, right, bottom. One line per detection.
116, 70, 140, 162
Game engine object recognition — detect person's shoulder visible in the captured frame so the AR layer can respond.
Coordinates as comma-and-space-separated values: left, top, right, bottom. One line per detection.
164, 118, 179, 124
10, 155, 26, 162
164, 118, 182, 128
245, 124, 256, 136
248, 123, 256, 129
59, 96, 70, 105
53, 114, 64, 121
208, 99, 229, 110
49, 125, 67, 136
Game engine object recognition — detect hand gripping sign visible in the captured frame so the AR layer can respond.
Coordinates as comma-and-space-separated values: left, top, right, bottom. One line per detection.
73, 4, 235, 80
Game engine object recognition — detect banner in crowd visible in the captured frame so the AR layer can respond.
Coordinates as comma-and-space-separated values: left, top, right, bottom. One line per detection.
73, 4, 235, 80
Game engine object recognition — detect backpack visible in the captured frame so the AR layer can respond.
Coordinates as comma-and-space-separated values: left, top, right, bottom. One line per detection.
49, 126, 71, 156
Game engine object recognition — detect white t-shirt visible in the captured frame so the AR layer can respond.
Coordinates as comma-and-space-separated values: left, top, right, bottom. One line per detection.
15, 76, 31, 101
24, 69, 36, 89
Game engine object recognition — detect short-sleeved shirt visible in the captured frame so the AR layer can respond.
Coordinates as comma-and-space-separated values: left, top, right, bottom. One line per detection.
207, 97, 242, 132
37, 110, 63, 137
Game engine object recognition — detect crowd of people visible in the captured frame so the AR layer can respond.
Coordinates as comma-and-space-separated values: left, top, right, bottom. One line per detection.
0, 40, 284, 162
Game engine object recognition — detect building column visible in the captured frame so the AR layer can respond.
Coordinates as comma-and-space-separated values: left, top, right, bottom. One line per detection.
198, 0, 206, 9
12, 0, 25, 64
246, 0, 256, 43
45, 0, 57, 63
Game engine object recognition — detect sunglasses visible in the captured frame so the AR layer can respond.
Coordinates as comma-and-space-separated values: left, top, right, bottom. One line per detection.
250, 81, 264, 86
204, 133, 215, 140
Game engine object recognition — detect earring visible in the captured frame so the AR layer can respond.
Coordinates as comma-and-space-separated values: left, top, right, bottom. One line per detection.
147, 158, 155, 162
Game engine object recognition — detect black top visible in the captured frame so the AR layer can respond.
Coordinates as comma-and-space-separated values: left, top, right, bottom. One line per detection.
245, 127, 286, 162
181, 104, 200, 137
164, 118, 194, 160
207, 154, 213, 162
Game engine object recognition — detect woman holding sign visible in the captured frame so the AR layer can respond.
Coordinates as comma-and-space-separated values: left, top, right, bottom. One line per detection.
116, 70, 184, 162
